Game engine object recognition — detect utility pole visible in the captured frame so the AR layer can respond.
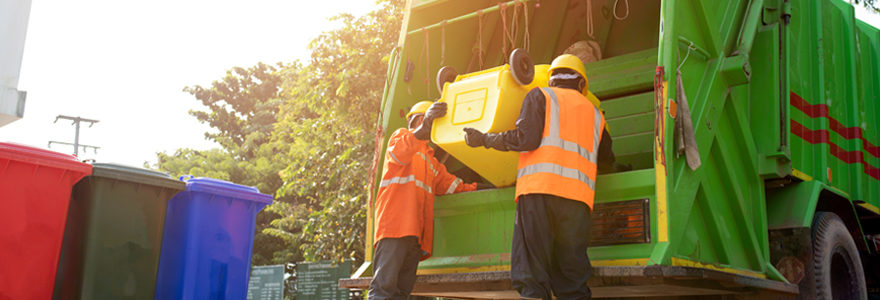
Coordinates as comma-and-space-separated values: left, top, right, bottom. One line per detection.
49, 115, 99, 157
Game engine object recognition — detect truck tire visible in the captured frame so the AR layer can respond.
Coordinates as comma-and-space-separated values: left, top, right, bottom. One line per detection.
812, 212, 867, 300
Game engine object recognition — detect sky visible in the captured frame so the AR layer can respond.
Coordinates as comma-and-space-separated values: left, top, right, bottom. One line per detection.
1, 1, 879, 168
0, 0, 379, 167
854, 3, 880, 28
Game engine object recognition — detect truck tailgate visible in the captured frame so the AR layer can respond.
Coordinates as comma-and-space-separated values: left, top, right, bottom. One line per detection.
339, 266, 798, 299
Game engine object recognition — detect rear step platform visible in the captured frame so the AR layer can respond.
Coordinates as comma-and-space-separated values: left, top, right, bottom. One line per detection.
339, 266, 798, 299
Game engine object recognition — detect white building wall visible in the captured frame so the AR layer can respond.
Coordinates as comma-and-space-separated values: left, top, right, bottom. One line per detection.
0, 0, 32, 127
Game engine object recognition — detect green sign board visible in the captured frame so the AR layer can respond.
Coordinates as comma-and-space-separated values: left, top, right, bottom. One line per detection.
247, 265, 285, 300
296, 261, 351, 300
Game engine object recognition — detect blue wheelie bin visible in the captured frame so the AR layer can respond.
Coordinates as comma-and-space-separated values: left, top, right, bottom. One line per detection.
154, 177, 272, 300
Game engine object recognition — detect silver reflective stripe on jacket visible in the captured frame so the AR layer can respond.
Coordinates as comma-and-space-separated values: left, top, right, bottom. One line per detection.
516, 87, 602, 189
517, 163, 596, 190
445, 178, 462, 195
379, 174, 433, 194
541, 136, 597, 162
388, 146, 408, 166
416, 152, 439, 176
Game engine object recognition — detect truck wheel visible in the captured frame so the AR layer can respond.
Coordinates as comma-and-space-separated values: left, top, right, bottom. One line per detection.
509, 48, 534, 85
436, 66, 458, 94
812, 212, 867, 300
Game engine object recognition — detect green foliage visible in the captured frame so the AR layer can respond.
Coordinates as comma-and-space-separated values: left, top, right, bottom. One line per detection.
154, 148, 234, 180
155, 0, 404, 269
154, 63, 297, 266
272, 0, 404, 263
185, 62, 284, 160
852, 0, 880, 13
152, 142, 297, 266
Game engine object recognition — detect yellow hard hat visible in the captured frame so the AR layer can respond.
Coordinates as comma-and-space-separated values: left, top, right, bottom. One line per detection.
406, 101, 433, 120
548, 54, 589, 90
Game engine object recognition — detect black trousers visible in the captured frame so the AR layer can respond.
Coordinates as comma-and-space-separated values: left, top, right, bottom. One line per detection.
511, 194, 593, 300
369, 236, 421, 300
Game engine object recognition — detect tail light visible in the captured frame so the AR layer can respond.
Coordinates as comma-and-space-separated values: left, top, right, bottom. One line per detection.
591, 198, 651, 246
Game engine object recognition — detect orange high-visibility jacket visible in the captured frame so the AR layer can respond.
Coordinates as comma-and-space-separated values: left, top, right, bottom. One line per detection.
374, 128, 477, 260
516, 87, 606, 208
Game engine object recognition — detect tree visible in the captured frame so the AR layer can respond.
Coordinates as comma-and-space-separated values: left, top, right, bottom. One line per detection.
185, 62, 283, 160
271, 0, 405, 263
153, 64, 299, 266
154, 148, 235, 181
154, 0, 404, 272
852, 0, 880, 13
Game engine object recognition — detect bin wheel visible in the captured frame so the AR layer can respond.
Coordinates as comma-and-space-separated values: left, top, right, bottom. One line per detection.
811, 212, 867, 300
436, 66, 458, 94
509, 48, 534, 85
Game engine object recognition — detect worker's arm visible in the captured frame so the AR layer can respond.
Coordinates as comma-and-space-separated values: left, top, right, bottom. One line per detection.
385, 128, 425, 166
463, 88, 545, 151
412, 102, 447, 140
431, 155, 478, 194
469, 88, 622, 173
497, 88, 545, 151
596, 127, 617, 174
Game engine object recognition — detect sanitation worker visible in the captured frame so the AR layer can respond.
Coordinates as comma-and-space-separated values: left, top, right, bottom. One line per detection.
462, 54, 615, 299
370, 100, 479, 299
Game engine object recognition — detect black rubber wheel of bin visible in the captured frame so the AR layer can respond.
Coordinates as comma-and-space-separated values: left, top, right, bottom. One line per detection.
812, 211, 867, 300
436, 66, 458, 94
509, 48, 534, 85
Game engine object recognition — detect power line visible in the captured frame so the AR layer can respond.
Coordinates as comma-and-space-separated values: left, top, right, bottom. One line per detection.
48, 115, 100, 157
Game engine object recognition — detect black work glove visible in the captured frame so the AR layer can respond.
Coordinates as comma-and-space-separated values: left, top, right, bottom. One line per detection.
484, 134, 508, 151
463, 127, 486, 147
476, 182, 494, 190
414, 102, 447, 141
425, 102, 447, 121
463, 128, 509, 151
413, 102, 447, 141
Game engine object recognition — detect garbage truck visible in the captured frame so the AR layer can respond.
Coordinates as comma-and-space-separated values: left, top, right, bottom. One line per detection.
341, 0, 880, 298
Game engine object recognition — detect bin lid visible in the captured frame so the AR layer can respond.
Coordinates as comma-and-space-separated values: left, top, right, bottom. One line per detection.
182, 177, 273, 204
91, 163, 185, 190
0, 142, 92, 174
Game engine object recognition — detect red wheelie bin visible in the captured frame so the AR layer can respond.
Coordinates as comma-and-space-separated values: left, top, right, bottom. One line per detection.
0, 143, 91, 299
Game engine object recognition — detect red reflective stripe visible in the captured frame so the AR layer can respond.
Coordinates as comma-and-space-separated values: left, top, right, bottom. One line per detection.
789, 92, 829, 118
791, 119, 880, 181
790, 92, 880, 157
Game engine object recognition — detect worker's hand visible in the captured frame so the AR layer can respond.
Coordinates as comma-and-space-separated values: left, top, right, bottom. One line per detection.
463, 127, 486, 147
425, 102, 447, 120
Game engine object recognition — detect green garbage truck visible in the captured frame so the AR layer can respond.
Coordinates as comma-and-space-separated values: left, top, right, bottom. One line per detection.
341, 0, 880, 298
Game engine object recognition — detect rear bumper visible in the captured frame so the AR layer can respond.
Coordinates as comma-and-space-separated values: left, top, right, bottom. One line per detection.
339, 266, 798, 299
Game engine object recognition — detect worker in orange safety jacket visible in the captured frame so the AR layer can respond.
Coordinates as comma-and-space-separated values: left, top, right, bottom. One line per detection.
462, 54, 616, 299
369, 100, 481, 300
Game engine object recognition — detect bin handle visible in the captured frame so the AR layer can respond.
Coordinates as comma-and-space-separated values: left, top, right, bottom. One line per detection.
179, 175, 195, 181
